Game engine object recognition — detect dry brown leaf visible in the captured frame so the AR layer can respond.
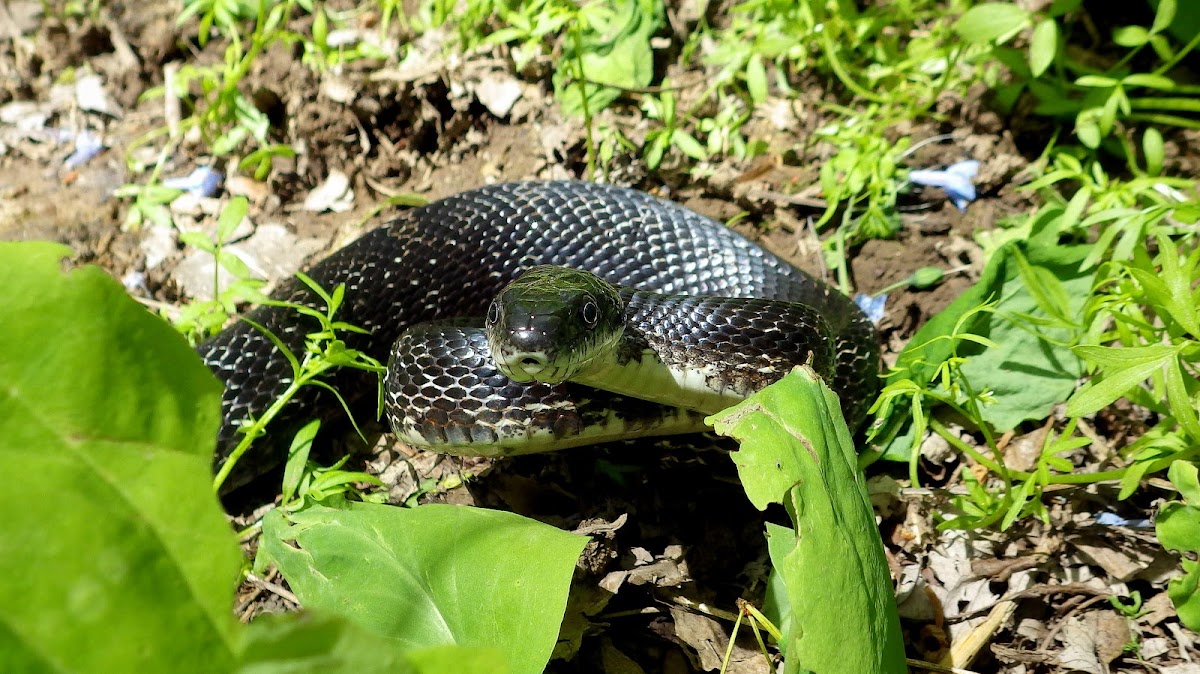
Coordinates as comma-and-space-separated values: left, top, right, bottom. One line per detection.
669, 608, 769, 673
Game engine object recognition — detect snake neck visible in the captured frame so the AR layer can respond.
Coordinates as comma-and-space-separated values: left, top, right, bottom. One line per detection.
569, 288, 840, 417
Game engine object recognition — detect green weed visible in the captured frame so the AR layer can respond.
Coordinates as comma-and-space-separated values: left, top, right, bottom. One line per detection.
213, 272, 386, 493
958, 0, 1200, 153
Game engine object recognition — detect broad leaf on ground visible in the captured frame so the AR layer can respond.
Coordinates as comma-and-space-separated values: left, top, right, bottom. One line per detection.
1157, 461, 1200, 630
0, 242, 529, 673
709, 366, 906, 674
956, 244, 1092, 430
0, 242, 241, 672
878, 242, 1092, 459
238, 612, 503, 674
258, 501, 588, 674
553, 0, 662, 115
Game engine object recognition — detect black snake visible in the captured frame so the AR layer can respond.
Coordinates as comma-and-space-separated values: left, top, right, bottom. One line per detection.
198, 181, 879, 486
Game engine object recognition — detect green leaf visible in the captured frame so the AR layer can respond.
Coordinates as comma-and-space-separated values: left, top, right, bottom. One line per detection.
1158, 501, 1200, 552
282, 419, 321, 505
1113, 25, 1150, 47
746, 53, 768, 103
671, 129, 707, 160
709, 367, 906, 674
238, 612, 417, 674
1073, 343, 1179, 369
875, 242, 1092, 459
405, 644, 511, 674
954, 3, 1031, 43
1170, 460, 1200, 506
1160, 460, 1200, 630
237, 611, 507, 674
1047, 0, 1082, 16
1168, 559, 1200, 630
760, 522, 796, 642
1152, 0, 1177, 33
1075, 111, 1101, 148
909, 266, 945, 289
312, 5, 328, 49
955, 244, 1091, 431
1123, 73, 1175, 90
259, 502, 587, 674
0, 242, 241, 671
1164, 360, 1200, 441
644, 133, 667, 169
1075, 75, 1119, 88
217, 196, 249, 243
1144, 127, 1165, 175
1067, 346, 1177, 417
213, 125, 249, 156
1029, 19, 1058, 77
1152, 233, 1200, 336
553, 0, 664, 116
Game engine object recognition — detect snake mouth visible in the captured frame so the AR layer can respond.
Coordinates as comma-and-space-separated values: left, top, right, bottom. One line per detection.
515, 356, 550, 379
495, 349, 566, 383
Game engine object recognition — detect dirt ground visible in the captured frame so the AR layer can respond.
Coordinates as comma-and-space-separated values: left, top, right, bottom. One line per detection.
3, 1, 1198, 672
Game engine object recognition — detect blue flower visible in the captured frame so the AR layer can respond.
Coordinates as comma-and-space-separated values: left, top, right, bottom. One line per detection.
1095, 511, 1152, 529
163, 166, 222, 198
854, 292, 887, 324
909, 160, 980, 212
64, 131, 105, 169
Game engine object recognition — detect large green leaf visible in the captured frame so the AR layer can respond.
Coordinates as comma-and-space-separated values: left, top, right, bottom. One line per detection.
237, 612, 503, 674
553, 0, 663, 116
258, 502, 587, 674
710, 367, 906, 674
0, 241, 583, 673
0, 242, 242, 672
878, 242, 1091, 459
956, 244, 1092, 430
1157, 461, 1200, 630
954, 3, 1030, 43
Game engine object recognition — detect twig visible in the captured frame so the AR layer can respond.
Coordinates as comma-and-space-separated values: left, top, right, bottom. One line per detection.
907, 658, 981, 674
1036, 594, 1110, 652
163, 63, 181, 139
663, 593, 740, 623
946, 582, 1111, 623
246, 572, 300, 606
560, 74, 708, 95
745, 188, 829, 210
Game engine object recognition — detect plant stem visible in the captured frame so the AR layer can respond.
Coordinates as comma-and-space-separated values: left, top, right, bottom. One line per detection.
570, 23, 596, 182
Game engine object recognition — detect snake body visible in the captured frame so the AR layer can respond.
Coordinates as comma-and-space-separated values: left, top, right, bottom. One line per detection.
198, 181, 879, 482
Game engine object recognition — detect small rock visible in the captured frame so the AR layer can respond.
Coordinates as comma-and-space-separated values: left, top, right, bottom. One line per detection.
325, 28, 361, 48
476, 74, 523, 118
121, 270, 147, 293
0, 100, 47, 128
1139, 637, 1169, 659
139, 224, 178, 271
321, 75, 358, 104
173, 224, 324, 300
302, 170, 354, 212
75, 73, 121, 117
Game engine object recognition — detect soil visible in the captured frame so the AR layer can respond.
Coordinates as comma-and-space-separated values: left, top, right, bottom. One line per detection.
3, 2, 1197, 672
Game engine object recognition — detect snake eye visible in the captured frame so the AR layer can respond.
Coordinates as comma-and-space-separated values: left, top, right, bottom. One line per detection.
580, 298, 599, 328
486, 300, 500, 325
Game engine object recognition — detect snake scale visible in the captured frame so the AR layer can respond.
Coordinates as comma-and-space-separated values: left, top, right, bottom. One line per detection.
198, 181, 879, 486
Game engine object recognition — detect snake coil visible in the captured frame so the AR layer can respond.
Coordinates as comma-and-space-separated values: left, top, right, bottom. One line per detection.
198, 181, 879, 485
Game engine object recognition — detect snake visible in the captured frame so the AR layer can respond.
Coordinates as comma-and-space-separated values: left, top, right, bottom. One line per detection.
198, 181, 879, 487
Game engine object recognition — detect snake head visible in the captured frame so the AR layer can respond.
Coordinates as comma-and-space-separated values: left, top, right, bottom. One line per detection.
486, 265, 624, 384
